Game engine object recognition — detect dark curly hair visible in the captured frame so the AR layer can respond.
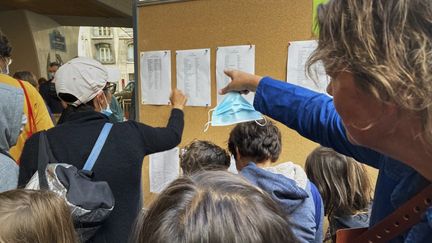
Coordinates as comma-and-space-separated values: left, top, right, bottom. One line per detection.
228, 121, 281, 163
0, 31, 12, 58
180, 140, 230, 175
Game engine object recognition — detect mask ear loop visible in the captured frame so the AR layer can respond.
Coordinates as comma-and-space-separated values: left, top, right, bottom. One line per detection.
255, 115, 267, 127
203, 108, 215, 132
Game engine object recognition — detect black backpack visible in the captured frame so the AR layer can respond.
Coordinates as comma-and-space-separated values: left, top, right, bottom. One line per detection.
25, 123, 115, 242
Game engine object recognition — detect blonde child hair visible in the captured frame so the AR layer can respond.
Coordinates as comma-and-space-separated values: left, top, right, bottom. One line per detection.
305, 146, 372, 219
0, 189, 77, 243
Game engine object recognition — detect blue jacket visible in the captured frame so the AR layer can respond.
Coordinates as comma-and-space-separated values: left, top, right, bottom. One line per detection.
254, 77, 432, 243
241, 162, 324, 243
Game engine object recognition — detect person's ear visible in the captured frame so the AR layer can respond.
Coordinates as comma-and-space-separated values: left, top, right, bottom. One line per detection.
235, 147, 241, 161
235, 147, 249, 170
93, 92, 104, 111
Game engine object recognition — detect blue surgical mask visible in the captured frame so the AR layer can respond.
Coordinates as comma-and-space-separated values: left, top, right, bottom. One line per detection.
48, 72, 55, 80
101, 95, 113, 117
204, 92, 266, 132
101, 104, 113, 117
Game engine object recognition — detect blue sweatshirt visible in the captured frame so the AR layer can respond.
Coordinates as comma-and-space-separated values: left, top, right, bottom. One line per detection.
241, 162, 323, 243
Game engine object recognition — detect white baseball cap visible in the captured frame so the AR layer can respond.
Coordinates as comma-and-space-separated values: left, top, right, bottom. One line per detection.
55, 57, 108, 107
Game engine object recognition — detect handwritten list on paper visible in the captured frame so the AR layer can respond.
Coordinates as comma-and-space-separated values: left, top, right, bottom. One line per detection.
149, 147, 180, 193
216, 45, 255, 104
287, 40, 329, 94
140, 50, 172, 105
176, 48, 211, 107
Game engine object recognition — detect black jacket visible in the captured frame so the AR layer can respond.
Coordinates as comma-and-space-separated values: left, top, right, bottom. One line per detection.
39, 80, 64, 113
19, 109, 184, 243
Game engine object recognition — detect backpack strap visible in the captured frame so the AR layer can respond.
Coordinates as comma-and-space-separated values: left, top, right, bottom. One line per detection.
347, 183, 432, 243
16, 79, 36, 138
37, 132, 50, 190
310, 181, 323, 230
82, 123, 113, 171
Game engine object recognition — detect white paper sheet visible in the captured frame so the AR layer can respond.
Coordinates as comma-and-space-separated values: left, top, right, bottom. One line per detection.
216, 45, 255, 104
149, 147, 180, 193
176, 49, 211, 107
140, 50, 172, 105
287, 40, 329, 94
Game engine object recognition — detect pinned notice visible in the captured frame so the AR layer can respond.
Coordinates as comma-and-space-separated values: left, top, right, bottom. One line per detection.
140, 50, 172, 105
216, 45, 255, 104
149, 147, 180, 193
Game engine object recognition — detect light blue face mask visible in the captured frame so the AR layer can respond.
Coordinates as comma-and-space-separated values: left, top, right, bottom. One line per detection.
101, 105, 113, 117
101, 95, 113, 117
204, 92, 266, 132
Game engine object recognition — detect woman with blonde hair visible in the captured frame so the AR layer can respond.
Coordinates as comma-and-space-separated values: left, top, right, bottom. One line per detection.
220, 0, 431, 241
0, 189, 77, 243
305, 146, 372, 242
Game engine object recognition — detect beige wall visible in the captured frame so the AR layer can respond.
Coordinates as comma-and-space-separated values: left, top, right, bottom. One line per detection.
0, 10, 79, 79
26, 10, 79, 79
0, 10, 40, 77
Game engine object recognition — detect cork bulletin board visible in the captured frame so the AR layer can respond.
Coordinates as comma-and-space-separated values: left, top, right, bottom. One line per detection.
136, 0, 378, 206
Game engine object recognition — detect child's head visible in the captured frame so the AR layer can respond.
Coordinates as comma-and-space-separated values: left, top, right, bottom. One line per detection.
0, 189, 77, 243
180, 140, 230, 175
228, 121, 281, 170
305, 146, 372, 218
132, 171, 295, 243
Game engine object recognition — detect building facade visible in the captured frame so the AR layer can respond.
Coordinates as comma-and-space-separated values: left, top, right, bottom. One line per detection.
0, 10, 79, 79
78, 26, 134, 91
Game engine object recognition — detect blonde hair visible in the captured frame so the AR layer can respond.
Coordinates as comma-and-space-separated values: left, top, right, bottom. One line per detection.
0, 189, 78, 243
305, 147, 372, 219
308, 0, 432, 144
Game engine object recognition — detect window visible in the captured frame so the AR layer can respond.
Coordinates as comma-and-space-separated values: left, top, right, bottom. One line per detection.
93, 27, 112, 37
95, 43, 114, 63
128, 73, 135, 81
127, 43, 134, 62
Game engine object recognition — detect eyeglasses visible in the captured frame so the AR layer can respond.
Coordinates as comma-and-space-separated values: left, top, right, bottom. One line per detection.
103, 83, 117, 94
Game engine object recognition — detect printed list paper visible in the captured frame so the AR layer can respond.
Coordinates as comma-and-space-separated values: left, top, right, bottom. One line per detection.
176, 48, 211, 107
149, 147, 180, 193
216, 45, 255, 104
140, 50, 172, 105
287, 40, 329, 94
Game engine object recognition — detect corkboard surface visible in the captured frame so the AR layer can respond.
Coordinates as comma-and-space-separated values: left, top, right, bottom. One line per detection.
137, 0, 378, 207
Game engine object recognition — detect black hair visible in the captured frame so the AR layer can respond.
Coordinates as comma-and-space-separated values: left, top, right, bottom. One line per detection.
180, 140, 230, 174
0, 31, 12, 58
49, 62, 60, 68
56, 93, 96, 125
228, 121, 281, 163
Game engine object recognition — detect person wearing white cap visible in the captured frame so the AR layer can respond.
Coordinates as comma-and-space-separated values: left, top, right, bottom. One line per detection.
17, 57, 187, 243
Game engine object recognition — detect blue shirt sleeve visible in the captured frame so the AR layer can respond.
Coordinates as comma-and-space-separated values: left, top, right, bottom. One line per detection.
254, 77, 383, 169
